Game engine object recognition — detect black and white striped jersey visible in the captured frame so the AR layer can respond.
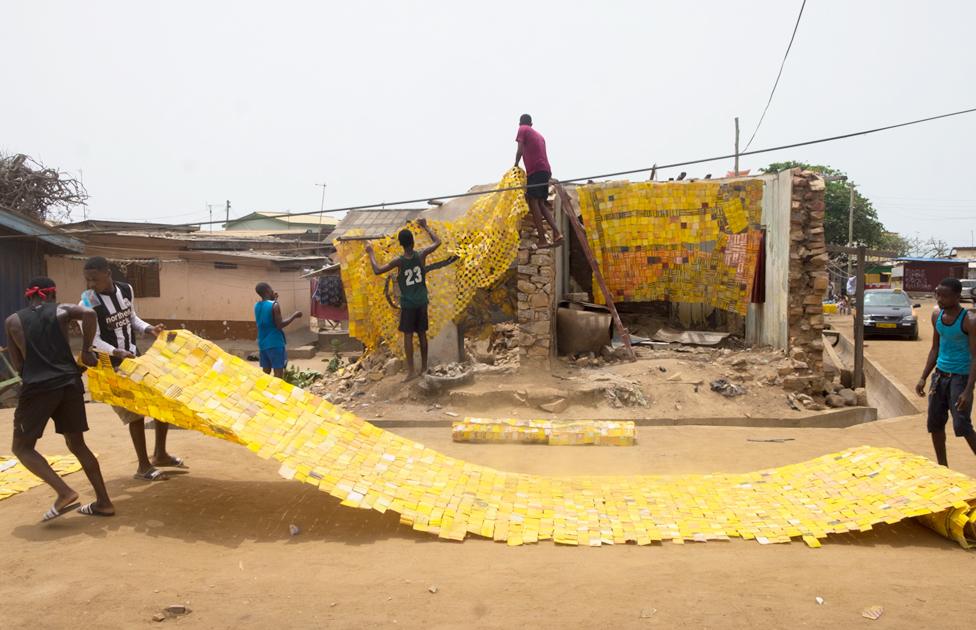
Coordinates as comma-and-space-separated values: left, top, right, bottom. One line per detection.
81, 282, 151, 361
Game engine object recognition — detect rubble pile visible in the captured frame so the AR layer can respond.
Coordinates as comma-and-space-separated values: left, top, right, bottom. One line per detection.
465, 322, 519, 373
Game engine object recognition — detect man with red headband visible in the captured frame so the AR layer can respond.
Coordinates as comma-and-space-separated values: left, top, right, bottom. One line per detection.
4, 277, 115, 520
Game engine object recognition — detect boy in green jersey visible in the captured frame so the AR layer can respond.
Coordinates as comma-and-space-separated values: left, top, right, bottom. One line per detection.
366, 218, 441, 380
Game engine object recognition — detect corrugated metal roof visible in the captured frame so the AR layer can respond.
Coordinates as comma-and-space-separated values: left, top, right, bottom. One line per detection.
895, 257, 973, 263
325, 208, 425, 244
0, 209, 85, 253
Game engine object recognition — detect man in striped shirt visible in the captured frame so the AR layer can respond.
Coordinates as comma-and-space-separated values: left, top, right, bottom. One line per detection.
82, 257, 183, 482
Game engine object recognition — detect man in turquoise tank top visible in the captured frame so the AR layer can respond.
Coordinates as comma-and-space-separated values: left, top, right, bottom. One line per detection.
253, 283, 303, 378
916, 278, 976, 466
366, 218, 441, 381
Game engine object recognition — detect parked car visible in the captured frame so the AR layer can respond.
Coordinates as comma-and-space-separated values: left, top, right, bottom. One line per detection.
862, 289, 920, 340
961, 279, 976, 303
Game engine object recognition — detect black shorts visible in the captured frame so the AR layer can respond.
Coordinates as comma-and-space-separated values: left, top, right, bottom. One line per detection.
399, 306, 429, 334
13, 379, 88, 442
526, 171, 552, 200
927, 370, 974, 437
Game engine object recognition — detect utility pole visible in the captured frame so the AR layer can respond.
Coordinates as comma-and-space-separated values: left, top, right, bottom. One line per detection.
206, 202, 220, 232
315, 182, 327, 226
225, 200, 231, 229
846, 183, 855, 276
79, 169, 89, 220
733, 117, 740, 175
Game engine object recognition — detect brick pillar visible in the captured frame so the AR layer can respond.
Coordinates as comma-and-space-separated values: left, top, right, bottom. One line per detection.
785, 168, 827, 392
517, 216, 554, 369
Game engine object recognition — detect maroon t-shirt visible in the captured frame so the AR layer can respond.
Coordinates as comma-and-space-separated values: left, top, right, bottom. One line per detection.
516, 125, 551, 175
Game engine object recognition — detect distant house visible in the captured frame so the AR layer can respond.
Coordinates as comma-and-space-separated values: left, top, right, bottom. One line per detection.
224, 211, 337, 236
0, 209, 85, 346
325, 208, 426, 245
45, 226, 327, 340
950, 246, 976, 279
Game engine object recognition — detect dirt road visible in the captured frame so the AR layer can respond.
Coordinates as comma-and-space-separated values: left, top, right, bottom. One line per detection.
3, 396, 976, 629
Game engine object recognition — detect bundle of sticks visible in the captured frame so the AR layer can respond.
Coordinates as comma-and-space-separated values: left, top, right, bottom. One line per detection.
0, 153, 87, 223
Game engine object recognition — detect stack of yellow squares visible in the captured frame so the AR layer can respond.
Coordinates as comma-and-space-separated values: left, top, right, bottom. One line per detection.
86, 330, 976, 548
452, 418, 636, 446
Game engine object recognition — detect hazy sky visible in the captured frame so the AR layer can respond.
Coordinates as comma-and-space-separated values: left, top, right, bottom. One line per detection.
4, 1, 975, 245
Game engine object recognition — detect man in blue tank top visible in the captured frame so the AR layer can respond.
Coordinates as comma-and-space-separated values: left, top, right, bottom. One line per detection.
254, 283, 303, 379
916, 277, 976, 466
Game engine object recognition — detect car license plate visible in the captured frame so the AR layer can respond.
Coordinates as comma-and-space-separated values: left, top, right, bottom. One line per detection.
876, 323, 897, 328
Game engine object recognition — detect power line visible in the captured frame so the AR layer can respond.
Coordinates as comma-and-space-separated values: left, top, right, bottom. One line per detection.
4, 104, 976, 241
743, 0, 807, 152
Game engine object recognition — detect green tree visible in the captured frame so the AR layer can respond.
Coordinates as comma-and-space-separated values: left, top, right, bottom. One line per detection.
761, 161, 888, 248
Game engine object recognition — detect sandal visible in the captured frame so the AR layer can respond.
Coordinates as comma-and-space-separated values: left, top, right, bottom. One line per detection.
152, 456, 187, 469
133, 468, 168, 481
41, 501, 80, 522
77, 502, 114, 517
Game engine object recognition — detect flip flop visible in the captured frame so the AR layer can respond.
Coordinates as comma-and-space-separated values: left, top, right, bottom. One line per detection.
133, 468, 169, 481
41, 501, 80, 522
152, 456, 188, 469
77, 502, 114, 517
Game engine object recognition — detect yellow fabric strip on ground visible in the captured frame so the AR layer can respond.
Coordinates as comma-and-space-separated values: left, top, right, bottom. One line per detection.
452, 418, 636, 446
336, 168, 529, 355
87, 330, 976, 548
0, 455, 82, 501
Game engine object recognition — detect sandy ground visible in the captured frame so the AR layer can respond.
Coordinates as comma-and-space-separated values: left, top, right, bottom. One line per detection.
3, 311, 976, 629
294, 346, 819, 423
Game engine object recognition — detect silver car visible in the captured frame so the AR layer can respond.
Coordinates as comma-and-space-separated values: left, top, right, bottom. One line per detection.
961, 279, 976, 303
862, 289, 921, 340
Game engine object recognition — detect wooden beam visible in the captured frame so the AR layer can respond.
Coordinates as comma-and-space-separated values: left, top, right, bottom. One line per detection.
826, 244, 897, 259
554, 185, 636, 362
853, 245, 866, 389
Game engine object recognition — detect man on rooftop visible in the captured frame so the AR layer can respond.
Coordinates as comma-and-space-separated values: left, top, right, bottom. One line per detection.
515, 114, 563, 249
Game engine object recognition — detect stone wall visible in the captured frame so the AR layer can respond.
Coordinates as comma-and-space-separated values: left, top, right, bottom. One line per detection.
783, 168, 828, 393
516, 215, 555, 368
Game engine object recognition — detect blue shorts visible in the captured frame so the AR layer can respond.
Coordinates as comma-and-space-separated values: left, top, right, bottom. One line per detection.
259, 347, 287, 370
927, 370, 974, 437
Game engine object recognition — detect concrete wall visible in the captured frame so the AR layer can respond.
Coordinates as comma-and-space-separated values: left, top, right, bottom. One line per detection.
831, 333, 921, 419
46, 256, 310, 339
746, 171, 792, 349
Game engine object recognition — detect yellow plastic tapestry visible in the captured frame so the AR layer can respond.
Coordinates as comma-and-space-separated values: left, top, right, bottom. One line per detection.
453, 418, 636, 446
86, 330, 976, 548
0, 455, 82, 501
577, 179, 764, 315
336, 168, 529, 355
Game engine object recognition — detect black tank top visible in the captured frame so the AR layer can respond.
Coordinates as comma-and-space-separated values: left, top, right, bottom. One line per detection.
16, 303, 80, 392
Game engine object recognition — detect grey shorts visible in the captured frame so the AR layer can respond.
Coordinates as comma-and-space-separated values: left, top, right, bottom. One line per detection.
927, 370, 974, 437
112, 405, 145, 425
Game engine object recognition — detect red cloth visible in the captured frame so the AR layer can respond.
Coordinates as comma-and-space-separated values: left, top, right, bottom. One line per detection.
516, 125, 551, 175
310, 279, 347, 321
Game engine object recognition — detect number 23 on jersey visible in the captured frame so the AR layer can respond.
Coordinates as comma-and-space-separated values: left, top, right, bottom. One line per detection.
403, 266, 423, 286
